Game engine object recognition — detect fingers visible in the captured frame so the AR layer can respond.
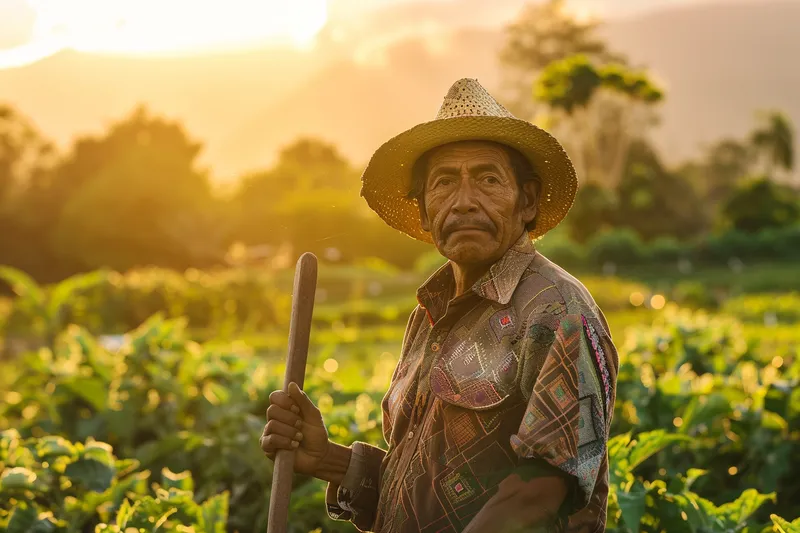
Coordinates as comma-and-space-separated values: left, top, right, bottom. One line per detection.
266, 404, 303, 431
288, 382, 320, 421
265, 419, 304, 442
269, 390, 301, 415
260, 433, 300, 455
260, 417, 303, 456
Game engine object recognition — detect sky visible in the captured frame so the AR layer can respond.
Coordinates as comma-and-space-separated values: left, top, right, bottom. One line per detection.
0, 0, 766, 69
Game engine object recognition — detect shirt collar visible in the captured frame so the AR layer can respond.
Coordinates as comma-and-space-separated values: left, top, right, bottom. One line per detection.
416, 232, 537, 324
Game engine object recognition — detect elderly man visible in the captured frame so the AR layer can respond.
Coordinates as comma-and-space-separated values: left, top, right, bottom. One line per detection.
260, 78, 618, 533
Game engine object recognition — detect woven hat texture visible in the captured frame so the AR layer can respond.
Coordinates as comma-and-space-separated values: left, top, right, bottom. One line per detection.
360, 78, 578, 243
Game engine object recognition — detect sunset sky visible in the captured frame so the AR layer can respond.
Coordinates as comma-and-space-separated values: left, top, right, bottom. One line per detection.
0, 0, 764, 69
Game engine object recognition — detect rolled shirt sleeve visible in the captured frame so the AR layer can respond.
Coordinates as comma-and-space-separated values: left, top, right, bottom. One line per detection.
326, 441, 386, 532
509, 313, 615, 512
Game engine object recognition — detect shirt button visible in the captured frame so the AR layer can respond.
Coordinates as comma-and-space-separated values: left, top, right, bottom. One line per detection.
431, 342, 440, 352
408, 430, 414, 440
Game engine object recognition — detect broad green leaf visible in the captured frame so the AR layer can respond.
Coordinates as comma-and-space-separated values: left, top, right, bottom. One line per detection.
0, 467, 38, 490
114, 458, 141, 478
4, 503, 58, 533
36, 436, 77, 460
608, 432, 633, 469
134, 433, 206, 467
789, 388, 800, 418
628, 430, 691, 470
153, 508, 177, 529
65, 458, 115, 492
61, 377, 108, 411
684, 469, 707, 491
714, 489, 776, 527
82, 441, 115, 466
202, 381, 231, 405
680, 393, 732, 432
1, 428, 22, 443
47, 270, 109, 322
199, 491, 230, 533
617, 482, 647, 533
771, 514, 800, 533
115, 499, 134, 528
0, 266, 44, 306
161, 467, 194, 492
670, 492, 724, 532
106, 470, 151, 510
6, 503, 37, 533
761, 410, 789, 431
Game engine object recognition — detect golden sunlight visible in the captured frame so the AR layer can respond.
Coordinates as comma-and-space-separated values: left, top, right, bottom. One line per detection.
1, 0, 327, 68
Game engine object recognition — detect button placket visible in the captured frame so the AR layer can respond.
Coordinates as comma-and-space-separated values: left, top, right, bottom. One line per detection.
409, 327, 443, 429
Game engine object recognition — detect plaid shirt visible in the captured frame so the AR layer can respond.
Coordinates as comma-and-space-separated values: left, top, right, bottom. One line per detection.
326, 234, 619, 533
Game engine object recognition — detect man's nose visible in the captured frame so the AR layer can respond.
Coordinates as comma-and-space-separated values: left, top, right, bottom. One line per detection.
451, 177, 479, 214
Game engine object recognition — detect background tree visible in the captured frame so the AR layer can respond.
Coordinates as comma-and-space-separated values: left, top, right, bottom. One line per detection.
230, 138, 359, 248
50, 107, 220, 272
535, 54, 664, 186
750, 110, 795, 183
720, 177, 800, 233
677, 139, 755, 209
614, 140, 707, 241
499, 0, 621, 119
0, 105, 61, 281
229, 138, 429, 268
563, 181, 617, 244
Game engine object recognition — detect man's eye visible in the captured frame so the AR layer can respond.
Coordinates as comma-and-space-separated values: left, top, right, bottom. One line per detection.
484, 175, 500, 184
435, 177, 454, 187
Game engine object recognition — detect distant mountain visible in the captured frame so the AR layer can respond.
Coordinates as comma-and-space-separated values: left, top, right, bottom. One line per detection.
599, 0, 800, 162
1, 0, 798, 180
0, 46, 333, 175
216, 28, 509, 176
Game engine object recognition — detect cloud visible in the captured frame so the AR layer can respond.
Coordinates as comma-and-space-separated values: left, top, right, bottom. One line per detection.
0, 0, 327, 66
318, 0, 526, 66
0, 0, 36, 49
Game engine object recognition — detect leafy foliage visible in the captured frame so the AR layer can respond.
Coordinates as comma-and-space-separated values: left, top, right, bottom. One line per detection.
750, 111, 795, 176
535, 55, 663, 114
1, 268, 798, 530
0, 430, 228, 532
721, 177, 800, 233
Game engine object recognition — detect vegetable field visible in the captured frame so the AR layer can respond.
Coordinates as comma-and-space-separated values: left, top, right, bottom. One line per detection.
0, 263, 798, 533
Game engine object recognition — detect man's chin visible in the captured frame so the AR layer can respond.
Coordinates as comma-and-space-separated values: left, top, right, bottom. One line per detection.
441, 234, 497, 262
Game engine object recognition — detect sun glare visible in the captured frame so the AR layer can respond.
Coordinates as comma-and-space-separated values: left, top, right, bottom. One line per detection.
0, 0, 327, 68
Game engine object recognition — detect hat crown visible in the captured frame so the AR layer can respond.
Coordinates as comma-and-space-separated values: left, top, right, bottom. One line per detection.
435, 78, 515, 120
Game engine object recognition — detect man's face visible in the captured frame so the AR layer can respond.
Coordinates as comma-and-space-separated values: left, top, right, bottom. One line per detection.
418, 141, 539, 266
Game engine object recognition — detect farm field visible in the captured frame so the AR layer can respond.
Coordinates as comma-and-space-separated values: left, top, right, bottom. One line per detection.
1, 261, 798, 532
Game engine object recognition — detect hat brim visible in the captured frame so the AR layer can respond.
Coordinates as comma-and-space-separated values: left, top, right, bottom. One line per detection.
360, 115, 577, 244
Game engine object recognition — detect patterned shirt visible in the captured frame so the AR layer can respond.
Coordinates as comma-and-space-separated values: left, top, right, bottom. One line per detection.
325, 234, 619, 533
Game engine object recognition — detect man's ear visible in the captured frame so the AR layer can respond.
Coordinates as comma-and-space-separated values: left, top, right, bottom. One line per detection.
520, 180, 539, 226
418, 195, 431, 232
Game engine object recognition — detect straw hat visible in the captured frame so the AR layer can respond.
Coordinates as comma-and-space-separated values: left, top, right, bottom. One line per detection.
360, 78, 577, 243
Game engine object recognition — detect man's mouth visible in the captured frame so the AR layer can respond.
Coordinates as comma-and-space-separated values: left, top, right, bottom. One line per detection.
441, 219, 496, 241
446, 226, 491, 240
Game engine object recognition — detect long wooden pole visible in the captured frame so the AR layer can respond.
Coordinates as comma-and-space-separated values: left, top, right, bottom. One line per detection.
267, 252, 318, 533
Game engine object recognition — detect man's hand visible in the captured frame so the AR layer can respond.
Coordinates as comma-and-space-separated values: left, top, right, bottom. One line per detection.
260, 381, 330, 477
461, 473, 569, 533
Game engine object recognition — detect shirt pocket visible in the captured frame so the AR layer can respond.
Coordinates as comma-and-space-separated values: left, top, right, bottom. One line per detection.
429, 308, 522, 411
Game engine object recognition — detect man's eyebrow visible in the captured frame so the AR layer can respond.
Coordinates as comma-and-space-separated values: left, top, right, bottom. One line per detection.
428, 162, 504, 177
428, 164, 460, 176
470, 162, 504, 175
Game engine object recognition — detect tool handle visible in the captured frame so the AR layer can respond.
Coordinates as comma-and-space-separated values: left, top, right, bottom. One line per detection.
267, 252, 318, 533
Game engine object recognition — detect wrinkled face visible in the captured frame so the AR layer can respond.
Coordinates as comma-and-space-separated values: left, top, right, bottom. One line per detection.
418, 141, 539, 266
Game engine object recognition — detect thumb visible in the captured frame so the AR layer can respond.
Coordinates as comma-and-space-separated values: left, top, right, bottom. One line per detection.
288, 382, 320, 421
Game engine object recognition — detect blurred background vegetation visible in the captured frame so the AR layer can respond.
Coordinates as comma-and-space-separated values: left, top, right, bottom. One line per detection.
0, 0, 799, 532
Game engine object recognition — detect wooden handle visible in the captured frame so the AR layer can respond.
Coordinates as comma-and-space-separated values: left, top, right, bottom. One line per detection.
267, 252, 318, 533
